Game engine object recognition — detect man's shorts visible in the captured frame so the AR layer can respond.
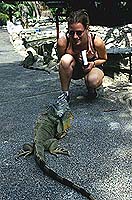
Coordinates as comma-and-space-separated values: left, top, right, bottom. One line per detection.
72, 59, 104, 80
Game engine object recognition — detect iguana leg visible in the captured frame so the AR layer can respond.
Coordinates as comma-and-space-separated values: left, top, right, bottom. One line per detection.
58, 131, 67, 139
51, 147, 70, 156
17, 149, 32, 158
49, 141, 70, 156
17, 143, 33, 158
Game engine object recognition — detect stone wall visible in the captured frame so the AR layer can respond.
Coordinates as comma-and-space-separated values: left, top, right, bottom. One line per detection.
6, 20, 132, 74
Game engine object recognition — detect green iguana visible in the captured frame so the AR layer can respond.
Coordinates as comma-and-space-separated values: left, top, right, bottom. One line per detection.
17, 94, 95, 200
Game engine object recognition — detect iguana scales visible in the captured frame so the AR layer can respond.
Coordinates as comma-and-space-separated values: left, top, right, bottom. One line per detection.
17, 95, 95, 200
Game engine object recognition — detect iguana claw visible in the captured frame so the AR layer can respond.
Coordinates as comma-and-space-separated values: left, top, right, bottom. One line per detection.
16, 149, 33, 158
16, 144, 33, 158
50, 147, 70, 156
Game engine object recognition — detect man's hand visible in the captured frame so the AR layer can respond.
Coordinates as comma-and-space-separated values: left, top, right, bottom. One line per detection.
82, 61, 95, 73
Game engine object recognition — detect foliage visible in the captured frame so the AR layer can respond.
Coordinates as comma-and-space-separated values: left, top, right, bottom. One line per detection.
0, 1, 131, 26
0, 2, 16, 12
50, 8, 57, 17
0, 1, 40, 24
0, 12, 9, 25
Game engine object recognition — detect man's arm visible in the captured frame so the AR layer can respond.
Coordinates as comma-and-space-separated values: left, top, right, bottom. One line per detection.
57, 36, 67, 60
94, 36, 107, 66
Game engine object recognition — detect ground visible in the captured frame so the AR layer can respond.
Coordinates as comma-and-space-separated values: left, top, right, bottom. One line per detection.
0, 28, 131, 200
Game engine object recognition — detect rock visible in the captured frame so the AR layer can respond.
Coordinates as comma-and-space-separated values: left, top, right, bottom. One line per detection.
23, 51, 36, 68
26, 47, 37, 56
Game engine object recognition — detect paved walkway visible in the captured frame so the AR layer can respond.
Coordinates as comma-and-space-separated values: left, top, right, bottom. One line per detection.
0, 28, 131, 200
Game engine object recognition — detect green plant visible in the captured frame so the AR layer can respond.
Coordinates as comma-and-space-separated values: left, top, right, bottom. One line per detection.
0, 12, 9, 25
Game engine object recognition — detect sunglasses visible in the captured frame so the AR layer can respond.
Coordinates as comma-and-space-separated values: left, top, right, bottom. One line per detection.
69, 30, 85, 37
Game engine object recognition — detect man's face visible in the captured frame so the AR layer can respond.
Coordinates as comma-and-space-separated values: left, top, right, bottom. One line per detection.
68, 23, 87, 45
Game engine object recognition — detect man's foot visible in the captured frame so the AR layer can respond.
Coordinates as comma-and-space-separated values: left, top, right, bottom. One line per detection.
65, 93, 70, 103
87, 88, 97, 99
58, 92, 70, 103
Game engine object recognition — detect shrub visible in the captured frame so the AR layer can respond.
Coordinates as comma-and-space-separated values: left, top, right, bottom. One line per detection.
0, 13, 9, 25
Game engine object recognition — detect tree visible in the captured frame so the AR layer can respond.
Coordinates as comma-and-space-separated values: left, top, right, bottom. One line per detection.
0, 1, 43, 26
0, 2, 16, 22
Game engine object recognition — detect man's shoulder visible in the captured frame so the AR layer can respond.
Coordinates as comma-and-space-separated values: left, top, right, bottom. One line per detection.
94, 35, 105, 48
57, 35, 68, 52
57, 35, 67, 47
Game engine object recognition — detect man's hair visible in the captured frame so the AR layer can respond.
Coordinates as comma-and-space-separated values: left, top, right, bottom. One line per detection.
67, 9, 90, 29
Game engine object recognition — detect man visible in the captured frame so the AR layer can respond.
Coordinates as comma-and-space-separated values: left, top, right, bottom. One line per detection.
57, 9, 107, 102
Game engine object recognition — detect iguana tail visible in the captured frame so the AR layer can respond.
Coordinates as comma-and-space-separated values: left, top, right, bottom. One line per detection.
35, 155, 96, 200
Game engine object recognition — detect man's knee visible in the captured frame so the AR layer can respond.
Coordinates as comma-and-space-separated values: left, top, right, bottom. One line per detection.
60, 54, 75, 69
85, 73, 103, 88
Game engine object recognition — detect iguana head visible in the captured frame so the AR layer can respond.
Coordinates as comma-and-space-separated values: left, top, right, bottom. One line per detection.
53, 94, 74, 133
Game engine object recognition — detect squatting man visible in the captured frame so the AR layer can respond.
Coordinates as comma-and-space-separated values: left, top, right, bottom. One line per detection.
57, 9, 107, 102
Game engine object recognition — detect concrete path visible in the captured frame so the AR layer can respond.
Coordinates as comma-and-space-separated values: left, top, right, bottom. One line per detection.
0, 28, 131, 200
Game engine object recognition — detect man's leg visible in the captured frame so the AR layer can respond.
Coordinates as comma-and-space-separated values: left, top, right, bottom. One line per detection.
85, 67, 104, 98
59, 54, 75, 92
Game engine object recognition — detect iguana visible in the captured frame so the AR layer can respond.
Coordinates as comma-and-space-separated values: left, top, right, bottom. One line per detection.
17, 94, 95, 200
